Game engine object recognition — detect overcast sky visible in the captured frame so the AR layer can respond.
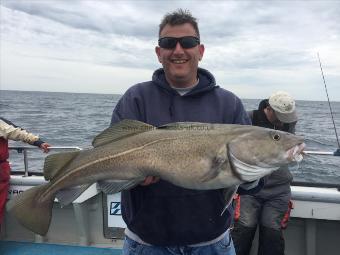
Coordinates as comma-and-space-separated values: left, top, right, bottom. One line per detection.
1, 0, 339, 101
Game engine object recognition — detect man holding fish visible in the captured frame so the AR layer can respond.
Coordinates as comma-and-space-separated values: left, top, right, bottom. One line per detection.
110, 9, 302, 255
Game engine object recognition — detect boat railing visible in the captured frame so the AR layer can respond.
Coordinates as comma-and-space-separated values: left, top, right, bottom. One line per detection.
8, 146, 82, 177
292, 181, 340, 190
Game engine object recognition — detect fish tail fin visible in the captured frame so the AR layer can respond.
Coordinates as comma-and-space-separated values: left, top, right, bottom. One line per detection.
6, 184, 54, 235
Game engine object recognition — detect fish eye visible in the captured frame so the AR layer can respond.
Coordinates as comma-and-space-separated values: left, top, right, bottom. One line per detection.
272, 133, 281, 141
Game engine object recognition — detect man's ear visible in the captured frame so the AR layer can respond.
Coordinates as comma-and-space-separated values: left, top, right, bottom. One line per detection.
155, 46, 162, 63
198, 44, 205, 61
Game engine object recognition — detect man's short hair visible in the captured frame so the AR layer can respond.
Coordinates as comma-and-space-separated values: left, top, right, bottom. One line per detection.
159, 9, 200, 39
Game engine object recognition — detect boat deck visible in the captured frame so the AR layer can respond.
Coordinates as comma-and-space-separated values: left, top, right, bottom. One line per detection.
0, 241, 122, 255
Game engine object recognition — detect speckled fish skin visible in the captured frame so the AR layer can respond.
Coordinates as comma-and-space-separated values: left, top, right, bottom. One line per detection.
43, 121, 304, 192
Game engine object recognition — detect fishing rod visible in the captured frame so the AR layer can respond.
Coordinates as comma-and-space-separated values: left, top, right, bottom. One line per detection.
314, 53, 340, 157
304, 150, 340, 156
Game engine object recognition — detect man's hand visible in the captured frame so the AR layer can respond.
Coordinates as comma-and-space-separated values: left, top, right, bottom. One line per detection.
39, 143, 51, 153
140, 176, 160, 186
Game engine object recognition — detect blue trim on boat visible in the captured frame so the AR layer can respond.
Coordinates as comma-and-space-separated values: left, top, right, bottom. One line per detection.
0, 241, 122, 255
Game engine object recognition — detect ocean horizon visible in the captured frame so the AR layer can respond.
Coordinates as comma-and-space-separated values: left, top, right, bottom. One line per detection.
2, 89, 339, 103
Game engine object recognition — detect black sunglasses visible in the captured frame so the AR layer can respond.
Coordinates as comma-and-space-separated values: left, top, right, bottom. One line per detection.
158, 36, 200, 49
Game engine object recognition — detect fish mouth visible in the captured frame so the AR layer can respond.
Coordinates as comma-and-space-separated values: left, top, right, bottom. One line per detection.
286, 143, 305, 162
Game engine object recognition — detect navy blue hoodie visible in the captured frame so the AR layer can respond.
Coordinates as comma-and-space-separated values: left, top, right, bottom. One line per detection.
111, 68, 251, 245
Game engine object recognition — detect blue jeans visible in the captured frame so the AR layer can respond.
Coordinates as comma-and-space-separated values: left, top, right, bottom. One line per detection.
122, 231, 236, 255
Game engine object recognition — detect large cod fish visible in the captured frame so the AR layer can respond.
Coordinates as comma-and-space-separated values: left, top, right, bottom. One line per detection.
7, 120, 305, 235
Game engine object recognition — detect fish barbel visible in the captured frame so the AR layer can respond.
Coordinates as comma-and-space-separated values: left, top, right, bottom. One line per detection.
7, 120, 305, 235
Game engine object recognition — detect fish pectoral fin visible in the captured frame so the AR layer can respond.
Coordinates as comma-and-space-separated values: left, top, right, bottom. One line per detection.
44, 151, 80, 180
200, 168, 220, 182
97, 179, 143, 194
220, 185, 239, 216
200, 148, 227, 182
56, 184, 92, 207
92, 120, 155, 147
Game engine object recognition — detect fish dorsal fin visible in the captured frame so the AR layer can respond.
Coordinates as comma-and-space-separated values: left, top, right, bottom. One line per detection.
158, 122, 208, 130
44, 151, 80, 180
92, 119, 155, 147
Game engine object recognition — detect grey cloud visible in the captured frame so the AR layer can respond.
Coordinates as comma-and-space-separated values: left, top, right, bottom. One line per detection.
206, 48, 313, 71
1, 0, 159, 38
2, 1, 91, 28
236, 51, 313, 69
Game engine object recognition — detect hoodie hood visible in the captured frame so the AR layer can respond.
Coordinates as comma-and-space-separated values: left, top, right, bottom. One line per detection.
152, 68, 218, 96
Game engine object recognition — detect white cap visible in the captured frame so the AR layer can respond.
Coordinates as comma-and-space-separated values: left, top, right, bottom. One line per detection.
268, 91, 298, 123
